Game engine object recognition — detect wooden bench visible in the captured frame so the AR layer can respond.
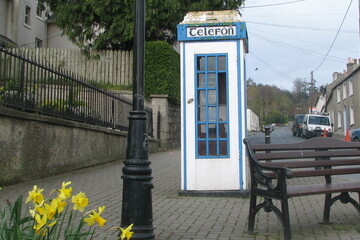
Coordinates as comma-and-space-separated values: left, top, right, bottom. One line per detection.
243, 137, 360, 240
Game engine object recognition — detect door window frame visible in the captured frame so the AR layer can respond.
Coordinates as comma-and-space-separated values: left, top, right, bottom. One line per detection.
194, 53, 229, 158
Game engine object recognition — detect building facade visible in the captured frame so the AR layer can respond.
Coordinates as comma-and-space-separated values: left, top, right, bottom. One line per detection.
0, 0, 76, 48
326, 59, 360, 136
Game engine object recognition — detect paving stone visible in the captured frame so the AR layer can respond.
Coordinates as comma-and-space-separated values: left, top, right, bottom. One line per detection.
1, 149, 360, 239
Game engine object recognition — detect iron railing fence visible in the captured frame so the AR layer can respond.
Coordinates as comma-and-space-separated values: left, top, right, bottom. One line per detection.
0, 47, 153, 136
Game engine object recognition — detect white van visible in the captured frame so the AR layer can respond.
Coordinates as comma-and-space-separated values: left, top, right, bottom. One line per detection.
302, 114, 333, 138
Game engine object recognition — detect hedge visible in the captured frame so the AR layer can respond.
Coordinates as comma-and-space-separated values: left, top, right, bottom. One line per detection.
145, 41, 180, 104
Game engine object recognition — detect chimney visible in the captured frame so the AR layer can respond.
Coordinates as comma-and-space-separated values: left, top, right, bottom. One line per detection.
333, 72, 339, 81
353, 59, 358, 64
347, 57, 355, 73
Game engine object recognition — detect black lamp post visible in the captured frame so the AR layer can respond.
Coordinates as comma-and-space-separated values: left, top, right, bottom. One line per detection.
121, 0, 155, 239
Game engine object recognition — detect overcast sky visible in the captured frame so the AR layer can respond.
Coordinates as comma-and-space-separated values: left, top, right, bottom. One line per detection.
240, 0, 359, 91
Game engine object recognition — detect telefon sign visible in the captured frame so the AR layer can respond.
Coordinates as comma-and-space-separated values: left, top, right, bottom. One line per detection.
187, 26, 236, 38
177, 22, 247, 42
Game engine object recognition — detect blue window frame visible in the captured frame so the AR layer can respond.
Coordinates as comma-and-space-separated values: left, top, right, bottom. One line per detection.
195, 54, 229, 158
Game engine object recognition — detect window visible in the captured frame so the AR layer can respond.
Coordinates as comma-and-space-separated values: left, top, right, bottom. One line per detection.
337, 87, 341, 103
337, 110, 342, 128
195, 54, 229, 158
35, 38, 42, 48
25, 5, 31, 25
308, 116, 330, 126
349, 79, 354, 96
350, 105, 355, 125
343, 82, 347, 99
36, 5, 43, 18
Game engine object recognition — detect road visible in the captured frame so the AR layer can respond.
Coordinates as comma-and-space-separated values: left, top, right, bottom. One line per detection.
248, 125, 302, 144
248, 125, 360, 182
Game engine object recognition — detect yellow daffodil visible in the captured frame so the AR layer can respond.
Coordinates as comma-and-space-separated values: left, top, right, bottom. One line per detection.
58, 181, 72, 199
84, 206, 107, 227
30, 202, 45, 217
25, 185, 44, 204
34, 214, 56, 236
120, 224, 134, 240
44, 198, 60, 220
55, 198, 67, 214
72, 192, 88, 212
34, 214, 47, 235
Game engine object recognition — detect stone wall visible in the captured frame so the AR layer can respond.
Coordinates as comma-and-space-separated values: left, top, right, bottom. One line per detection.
151, 95, 181, 149
0, 107, 159, 186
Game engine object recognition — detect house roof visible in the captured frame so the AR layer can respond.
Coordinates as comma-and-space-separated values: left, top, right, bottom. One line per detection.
0, 34, 17, 46
180, 10, 242, 24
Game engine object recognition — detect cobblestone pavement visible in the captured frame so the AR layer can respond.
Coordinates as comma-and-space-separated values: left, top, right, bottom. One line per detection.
1, 148, 360, 239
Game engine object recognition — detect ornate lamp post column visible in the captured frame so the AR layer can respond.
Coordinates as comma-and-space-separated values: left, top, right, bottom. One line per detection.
121, 0, 155, 239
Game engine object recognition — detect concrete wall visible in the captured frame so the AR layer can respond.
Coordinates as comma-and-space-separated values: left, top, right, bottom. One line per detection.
247, 108, 260, 132
0, 107, 159, 186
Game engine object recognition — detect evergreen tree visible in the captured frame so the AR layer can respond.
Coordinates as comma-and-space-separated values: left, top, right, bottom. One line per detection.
40, 0, 245, 51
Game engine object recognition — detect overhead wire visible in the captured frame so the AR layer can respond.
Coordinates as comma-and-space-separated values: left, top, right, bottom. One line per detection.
242, 0, 307, 9
246, 20, 357, 33
249, 28, 358, 54
313, 0, 354, 72
250, 32, 347, 63
249, 50, 294, 81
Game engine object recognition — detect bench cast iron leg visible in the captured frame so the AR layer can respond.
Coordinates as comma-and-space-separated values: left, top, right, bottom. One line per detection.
321, 193, 332, 224
281, 197, 291, 240
322, 192, 360, 224
247, 192, 257, 233
247, 194, 292, 240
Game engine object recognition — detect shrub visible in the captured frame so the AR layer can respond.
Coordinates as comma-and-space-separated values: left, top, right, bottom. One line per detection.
145, 41, 180, 104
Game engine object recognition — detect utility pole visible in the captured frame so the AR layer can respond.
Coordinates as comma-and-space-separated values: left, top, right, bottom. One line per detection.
358, 0, 360, 56
310, 71, 314, 113
121, 0, 155, 239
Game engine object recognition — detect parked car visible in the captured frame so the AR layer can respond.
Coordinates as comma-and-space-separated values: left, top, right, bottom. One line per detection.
302, 113, 333, 138
292, 114, 305, 137
351, 128, 360, 142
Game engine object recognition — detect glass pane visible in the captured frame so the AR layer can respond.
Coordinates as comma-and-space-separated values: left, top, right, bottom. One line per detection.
208, 124, 217, 139
220, 141, 227, 155
208, 90, 216, 105
209, 141, 217, 156
198, 105, 205, 122
219, 106, 226, 121
197, 56, 205, 71
198, 90, 205, 105
197, 73, 205, 88
218, 73, 226, 104
198, 124, 206, 138
208, 73, 216, 88
219, 123, 227, 138
197, 90, 205, 121
208, 56, 216, 71
198, 141, 206, 156
208, 107, 216, 122
218, 56, 226, 71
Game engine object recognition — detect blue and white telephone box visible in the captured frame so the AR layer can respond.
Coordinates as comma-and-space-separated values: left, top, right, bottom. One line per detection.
177, 10, 249, 193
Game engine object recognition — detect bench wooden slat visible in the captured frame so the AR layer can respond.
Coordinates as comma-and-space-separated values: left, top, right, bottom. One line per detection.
291, 167, 360, 177
252, 137, 360, 151
263, 167, 360, 178
255, 150, 360, 161
262, 159, 360, 168
287, 182, 360, 197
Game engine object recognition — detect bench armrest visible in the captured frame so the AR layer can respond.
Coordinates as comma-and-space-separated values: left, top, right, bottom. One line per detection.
244, 138, 294, 191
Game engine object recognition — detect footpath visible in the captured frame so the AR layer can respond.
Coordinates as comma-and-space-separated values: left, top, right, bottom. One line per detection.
1, 140, 360, 239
